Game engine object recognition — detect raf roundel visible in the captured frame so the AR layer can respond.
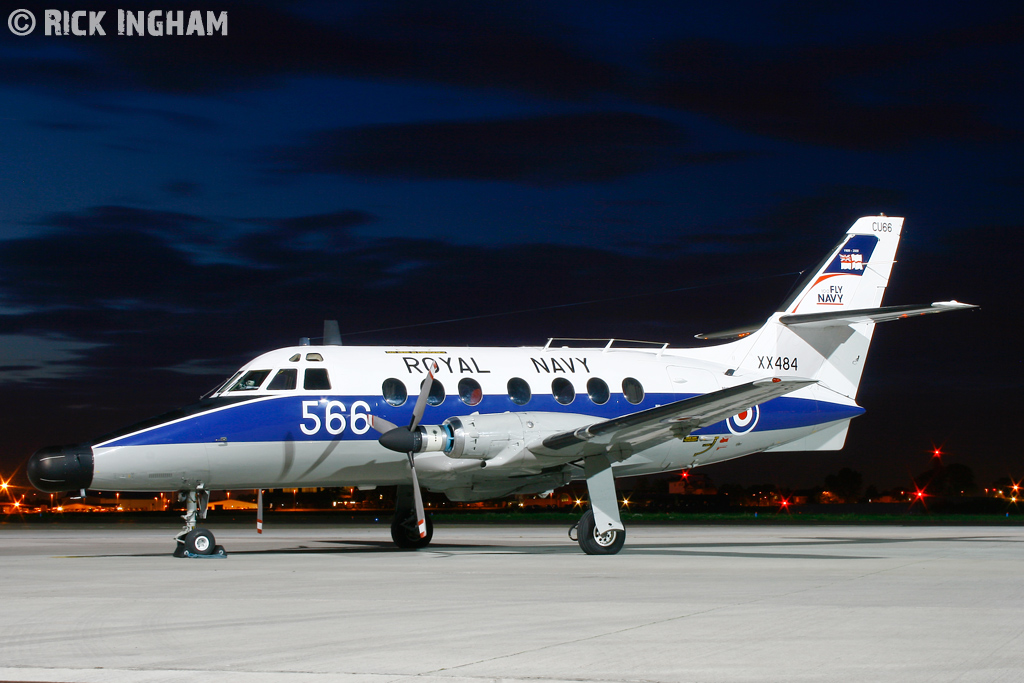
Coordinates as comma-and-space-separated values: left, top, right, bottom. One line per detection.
726, 405, 760, 435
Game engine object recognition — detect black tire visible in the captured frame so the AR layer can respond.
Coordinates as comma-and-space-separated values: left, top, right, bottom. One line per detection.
184, 528, 216, 555
391, 512, 433, 549
577, 509, 625, 555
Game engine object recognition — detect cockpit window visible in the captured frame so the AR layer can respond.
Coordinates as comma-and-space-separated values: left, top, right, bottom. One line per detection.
306, 353, 324, 362
215, 371, 243, 395
229, 370, 271, 392
289, 354, 301, 362
303, 368, 332, 390
267, 368, 298, 391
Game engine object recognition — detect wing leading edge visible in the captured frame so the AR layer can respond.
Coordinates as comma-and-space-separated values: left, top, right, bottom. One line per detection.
532, 377, 816, 460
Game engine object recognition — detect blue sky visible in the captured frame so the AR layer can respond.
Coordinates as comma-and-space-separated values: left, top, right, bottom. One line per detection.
0, 1, 1020, 489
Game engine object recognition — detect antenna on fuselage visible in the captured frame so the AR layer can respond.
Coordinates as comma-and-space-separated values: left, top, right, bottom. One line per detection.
323, 320, 342, 346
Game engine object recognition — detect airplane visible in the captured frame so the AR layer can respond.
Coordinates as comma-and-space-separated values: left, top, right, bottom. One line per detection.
26, 216, 976, 556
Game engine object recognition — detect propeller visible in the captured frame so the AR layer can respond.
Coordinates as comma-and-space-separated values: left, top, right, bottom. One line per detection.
372, 362, 437, 539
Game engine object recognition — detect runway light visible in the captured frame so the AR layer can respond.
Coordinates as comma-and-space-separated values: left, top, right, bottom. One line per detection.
933, 449, 941, 458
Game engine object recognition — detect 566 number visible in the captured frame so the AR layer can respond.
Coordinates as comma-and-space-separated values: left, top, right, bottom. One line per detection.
300, 400, 371, 436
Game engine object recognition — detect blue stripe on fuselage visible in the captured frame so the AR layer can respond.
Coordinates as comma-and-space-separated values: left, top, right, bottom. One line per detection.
96, 393, 864, 448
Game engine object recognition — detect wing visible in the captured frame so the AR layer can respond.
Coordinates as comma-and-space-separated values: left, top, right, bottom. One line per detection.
530, 377, 816, 461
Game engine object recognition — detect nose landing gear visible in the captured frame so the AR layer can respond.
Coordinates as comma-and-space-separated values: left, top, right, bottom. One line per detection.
173, 486, 227, 558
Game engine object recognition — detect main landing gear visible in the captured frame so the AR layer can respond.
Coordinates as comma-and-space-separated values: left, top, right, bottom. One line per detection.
391, 484, 433, 549
568, 454, 627, 555
173, 486, 227, 558
571, 509, 626, 555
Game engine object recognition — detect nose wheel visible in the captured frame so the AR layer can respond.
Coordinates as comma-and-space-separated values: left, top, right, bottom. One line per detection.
173, 486, 227, 558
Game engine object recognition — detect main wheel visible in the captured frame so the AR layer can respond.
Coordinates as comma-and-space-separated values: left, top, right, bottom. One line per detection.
391, 513, 433, 549
184, 528, 216, 555
577, 509, 625, 555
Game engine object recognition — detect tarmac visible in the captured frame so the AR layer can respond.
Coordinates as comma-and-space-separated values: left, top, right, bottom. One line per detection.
1, 522, 1022, 683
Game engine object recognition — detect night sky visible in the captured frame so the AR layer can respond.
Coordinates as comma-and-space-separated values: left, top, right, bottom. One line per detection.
0, 2, 1020, 492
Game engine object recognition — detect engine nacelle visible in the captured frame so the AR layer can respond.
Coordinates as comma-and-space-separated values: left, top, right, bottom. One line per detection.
442, 414, 525, 460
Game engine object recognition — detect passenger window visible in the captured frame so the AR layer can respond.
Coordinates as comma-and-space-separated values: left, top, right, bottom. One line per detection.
382, 378, 408, 407
507, 377, 531, 405
587, 377, 610, 405
552, 377, 575, 405
622, 377, 644, 404
229, 369, 271, 392
423, 378, 445, 406
267, 369, 297, 391
304, 368, 332, 390
306, 353, 324, 362
459, 378, 483, 406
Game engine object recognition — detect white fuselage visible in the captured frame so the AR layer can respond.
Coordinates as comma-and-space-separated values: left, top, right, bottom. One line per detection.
87, 342, 862, 500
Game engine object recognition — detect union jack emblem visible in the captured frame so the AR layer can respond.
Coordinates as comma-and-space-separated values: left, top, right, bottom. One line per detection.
840, 253, 864, 270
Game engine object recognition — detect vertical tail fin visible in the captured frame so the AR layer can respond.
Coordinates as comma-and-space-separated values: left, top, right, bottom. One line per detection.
726, 216, 904, 400
781, 216, 903, 315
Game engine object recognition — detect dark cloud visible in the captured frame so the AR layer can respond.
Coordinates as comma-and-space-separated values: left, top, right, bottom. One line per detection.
278, 112, 684, 184
88, 104, 219, 131
237, 210, 376, 265
649, 19, 1021, 149
0, 2, 623, 98
163, 181, 202, 198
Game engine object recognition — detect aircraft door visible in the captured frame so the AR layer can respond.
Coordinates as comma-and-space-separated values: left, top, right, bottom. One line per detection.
666, 365, 721, 394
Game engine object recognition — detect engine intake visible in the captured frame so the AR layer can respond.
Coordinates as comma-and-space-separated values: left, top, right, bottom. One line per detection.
442, 414, 525, 459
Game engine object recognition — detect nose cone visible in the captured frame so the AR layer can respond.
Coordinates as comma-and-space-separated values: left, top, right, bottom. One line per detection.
26, 445, 94, 493
378, 427, 420, 454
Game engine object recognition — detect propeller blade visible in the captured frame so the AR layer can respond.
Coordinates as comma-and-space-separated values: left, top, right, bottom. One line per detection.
256, 488, 263, 535
407, 453, 428, 539
370, 415, 400, 434
409, 361, 437, 431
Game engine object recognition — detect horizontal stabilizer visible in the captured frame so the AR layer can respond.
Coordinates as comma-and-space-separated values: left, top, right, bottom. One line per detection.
694, 324, 762, 341
779, 301, 978, 328
536, 377, 815, 458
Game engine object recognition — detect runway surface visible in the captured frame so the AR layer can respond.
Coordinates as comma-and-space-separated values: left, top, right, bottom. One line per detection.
1, 522, 1022, 682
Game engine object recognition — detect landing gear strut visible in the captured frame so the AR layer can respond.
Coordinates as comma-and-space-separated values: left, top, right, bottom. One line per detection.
173, 486, 226, 557
573, 454, 627, 555
391, 484, 433, 549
